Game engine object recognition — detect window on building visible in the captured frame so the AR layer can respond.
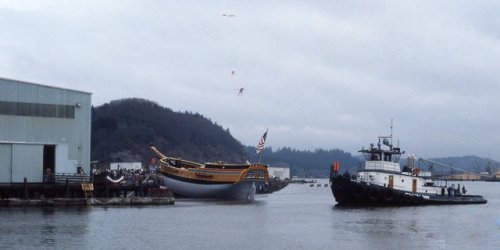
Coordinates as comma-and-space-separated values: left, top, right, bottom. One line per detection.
0, 101, 75, 119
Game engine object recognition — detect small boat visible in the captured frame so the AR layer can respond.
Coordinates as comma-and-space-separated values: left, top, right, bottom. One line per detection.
150, 146, 269, 201
329, 135, 487, 206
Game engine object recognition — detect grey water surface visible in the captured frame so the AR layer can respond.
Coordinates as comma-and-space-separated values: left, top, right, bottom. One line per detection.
1, 180, 499, 250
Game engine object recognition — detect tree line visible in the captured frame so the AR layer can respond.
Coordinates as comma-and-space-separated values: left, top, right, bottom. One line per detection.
245, 146, 360, 178
91, 98, 496, 177
91, 98, 360, 177
91, 98, 248, 165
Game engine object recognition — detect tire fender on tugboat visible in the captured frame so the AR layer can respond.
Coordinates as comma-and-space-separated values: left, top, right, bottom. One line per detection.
383, 188, 394, 202
418, 195, 424, 204
402, 193, 412, 204
396, 193, 406, 203
353, 184, 365, 198
410, 195, 419, 204
368, 186, 381, 201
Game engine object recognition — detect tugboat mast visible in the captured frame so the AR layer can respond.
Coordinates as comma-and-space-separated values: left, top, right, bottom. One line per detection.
387, 118, 393, 148
377, 119, 394, 150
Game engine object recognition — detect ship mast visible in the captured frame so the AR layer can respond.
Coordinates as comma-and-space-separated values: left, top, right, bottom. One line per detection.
378, 119, 393, 150
390, 118, 393, 147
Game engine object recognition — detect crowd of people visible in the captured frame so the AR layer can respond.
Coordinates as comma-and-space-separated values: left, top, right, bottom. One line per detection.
92, 165, 163, 187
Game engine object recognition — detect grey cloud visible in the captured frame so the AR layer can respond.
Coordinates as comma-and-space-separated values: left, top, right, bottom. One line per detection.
1, 1, 500, 160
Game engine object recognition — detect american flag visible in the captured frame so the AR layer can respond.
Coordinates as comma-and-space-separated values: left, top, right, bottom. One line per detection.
256, 129, 268, 154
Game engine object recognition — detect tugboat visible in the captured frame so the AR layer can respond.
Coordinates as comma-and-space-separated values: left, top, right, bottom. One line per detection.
330, 134, 487, 206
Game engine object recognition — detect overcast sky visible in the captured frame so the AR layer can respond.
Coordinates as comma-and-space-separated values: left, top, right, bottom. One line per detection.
1, 1, 500, 160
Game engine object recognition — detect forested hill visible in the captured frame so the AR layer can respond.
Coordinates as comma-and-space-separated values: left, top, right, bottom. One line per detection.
91, 98, 247, 164
424, 156, 498, 175
242, 147, 499, 178
244, 146, 360, 178
91, 98, 361, 176
90, 98, 495, 177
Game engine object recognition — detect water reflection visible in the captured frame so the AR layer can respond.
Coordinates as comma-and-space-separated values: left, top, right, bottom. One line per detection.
1, 181, 499, 250
40, 208, 57, 248
0, 207, 91, 249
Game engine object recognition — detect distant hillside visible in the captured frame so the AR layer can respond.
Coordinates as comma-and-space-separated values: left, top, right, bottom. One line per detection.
421, 156, 499, 175
91, 98, 248, 164
90, 98, 498, 177
245, 146, 360, 178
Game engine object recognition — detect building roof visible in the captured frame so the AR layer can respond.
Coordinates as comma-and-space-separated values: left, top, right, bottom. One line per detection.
0, 77, 92, 95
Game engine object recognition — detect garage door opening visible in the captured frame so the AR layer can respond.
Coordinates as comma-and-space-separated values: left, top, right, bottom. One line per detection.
43, 145, 55, 183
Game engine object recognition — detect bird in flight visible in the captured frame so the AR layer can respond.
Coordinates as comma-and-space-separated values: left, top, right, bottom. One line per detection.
222, 14, 235, 17
231, 70, 235, 76
237, 88, 244, 96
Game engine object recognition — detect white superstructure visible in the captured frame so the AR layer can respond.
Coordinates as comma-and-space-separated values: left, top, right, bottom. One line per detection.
355, 137, 440, 196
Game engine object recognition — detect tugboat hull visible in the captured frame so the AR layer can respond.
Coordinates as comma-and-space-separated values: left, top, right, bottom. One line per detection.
331, 175, 487, 206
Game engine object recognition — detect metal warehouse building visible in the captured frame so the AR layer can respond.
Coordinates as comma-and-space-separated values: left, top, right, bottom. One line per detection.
0, 77, 91, 183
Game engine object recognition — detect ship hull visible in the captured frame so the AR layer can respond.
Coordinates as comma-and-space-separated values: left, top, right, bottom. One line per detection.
163, 174, 257, 201
150, 146, 268, 201
330, 175, 487, 206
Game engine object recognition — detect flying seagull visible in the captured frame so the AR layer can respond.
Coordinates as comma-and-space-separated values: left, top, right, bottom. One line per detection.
222, 14, 235, 17
231, 70, 235, 76
237, 88, 244, 96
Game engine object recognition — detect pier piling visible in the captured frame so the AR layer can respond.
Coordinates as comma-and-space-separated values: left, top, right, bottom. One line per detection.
23, 177, 28, 200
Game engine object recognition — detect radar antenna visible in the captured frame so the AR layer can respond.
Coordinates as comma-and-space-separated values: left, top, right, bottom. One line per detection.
379, 119, 394, 149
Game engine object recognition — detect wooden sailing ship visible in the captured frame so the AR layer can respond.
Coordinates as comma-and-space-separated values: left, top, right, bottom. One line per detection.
150, 146, 269, 200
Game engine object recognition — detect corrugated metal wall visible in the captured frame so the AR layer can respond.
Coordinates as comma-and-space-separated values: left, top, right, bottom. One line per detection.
0, 78, 91, 182
12, 144, 43, 182
0, 144, 12, 183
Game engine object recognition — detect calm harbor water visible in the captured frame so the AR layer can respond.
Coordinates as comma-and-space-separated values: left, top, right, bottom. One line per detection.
1, 180, 499, 250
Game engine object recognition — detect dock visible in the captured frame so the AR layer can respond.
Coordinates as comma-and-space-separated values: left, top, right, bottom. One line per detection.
0, 197, 174, 207
0, 172, 175, 207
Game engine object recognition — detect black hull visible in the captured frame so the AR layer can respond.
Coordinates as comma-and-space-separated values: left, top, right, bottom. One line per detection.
330, 175, 487, 207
